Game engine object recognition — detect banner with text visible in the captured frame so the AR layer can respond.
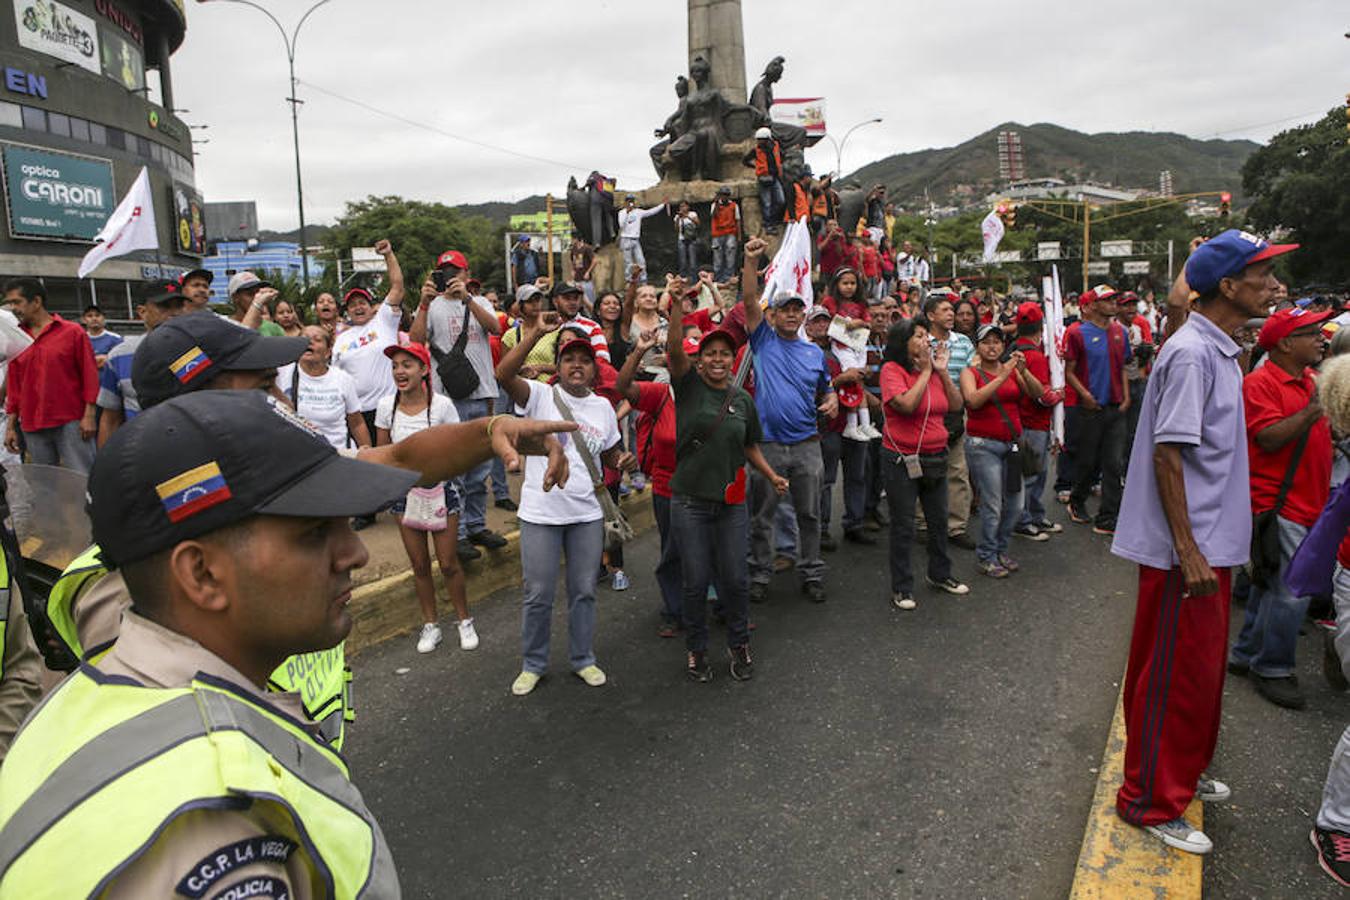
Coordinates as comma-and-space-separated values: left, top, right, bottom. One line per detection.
1, 143, 115, 241
771, 98, 826, 137
14, 0, 101, 74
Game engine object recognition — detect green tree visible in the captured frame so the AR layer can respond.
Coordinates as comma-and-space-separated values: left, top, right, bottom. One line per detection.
1243, 106, 1350, 286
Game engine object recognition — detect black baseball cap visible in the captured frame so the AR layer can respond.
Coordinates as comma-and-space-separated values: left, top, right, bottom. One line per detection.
180, 267, 213, 285
139, 280, 187, 307
132, 311, 307, 408
90, 391, 419, 566
550, 281, 584, 298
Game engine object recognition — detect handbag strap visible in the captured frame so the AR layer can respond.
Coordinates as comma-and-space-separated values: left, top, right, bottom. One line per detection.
974, 367, 1022, 441
1273, 428, 1313, 516
679, 348, 753, 458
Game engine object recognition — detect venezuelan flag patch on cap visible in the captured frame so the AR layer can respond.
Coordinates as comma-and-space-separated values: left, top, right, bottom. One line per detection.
169, 345, 212, 384
156, 461, 232, 523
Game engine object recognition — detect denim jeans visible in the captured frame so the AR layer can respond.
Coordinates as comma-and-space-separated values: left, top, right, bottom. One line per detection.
452, 397, 492, 537
519, 519, 603, 673
489, 388, 513, 501
773, 493, 798, 558
1019, 428, 1051, 527
758, 176, 785, 227
711, 234, 737, 282
676, 239, 697, 280
620, 237, 646, 281
820, 431, 867, 535
965, 436, 1023, 564
674, 494, 750, 652
883, 449, 952, 593
1069, 405, 1125, 527
652, 494, 684, 625
23, 420, 94, 474
1231, 516, 1311, 678
749, 440, 824, 585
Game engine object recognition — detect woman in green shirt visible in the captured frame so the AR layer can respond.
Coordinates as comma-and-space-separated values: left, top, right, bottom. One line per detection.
666, 238, 787, 684
501, 284, 559, 382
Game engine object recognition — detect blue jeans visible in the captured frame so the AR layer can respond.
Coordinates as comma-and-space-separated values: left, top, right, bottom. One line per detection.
652, 493, 684, 625
452, 397, 493, 537
758, 176, 785, 228
674, 494, 750, 653
489, 390, 513, 501
676, 238, 697, 280
1231, 516, 1311, 678
820, 431, 867, 534
965, 436, 1023, 564
1019, 428, 1051, 527
773, 493, 798, 558
712, 234, 737, 282
23, 420, 93, 474
519, 519, 603, 673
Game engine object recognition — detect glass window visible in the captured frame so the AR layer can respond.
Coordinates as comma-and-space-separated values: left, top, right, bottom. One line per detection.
47, 112, 70, 138
19, 106, 45, 131
69, 117, 89, 142
88, 121, 106, 144
0, 102, 20, 129
105, 127, 124, 150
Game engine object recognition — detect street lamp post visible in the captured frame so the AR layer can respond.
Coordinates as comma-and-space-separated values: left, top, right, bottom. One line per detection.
197, 0, 334, 294
822, 117, 882, 177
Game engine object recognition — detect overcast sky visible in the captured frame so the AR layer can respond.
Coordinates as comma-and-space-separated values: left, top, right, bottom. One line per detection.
173, 0, 1349, 230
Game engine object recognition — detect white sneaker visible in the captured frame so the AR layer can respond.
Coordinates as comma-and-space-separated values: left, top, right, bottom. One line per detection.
842, 423, 867, 442
1196, 774, 1230, 802
458, 618, 479, 651
416, 623, 442, 654
1143, 817, 1213, 855
862, 423, 884, 440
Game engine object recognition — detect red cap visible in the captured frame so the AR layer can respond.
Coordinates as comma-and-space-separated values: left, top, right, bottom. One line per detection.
1015, 302, 1044, 325
698, 329, 737, 355
343, 287, 374, 307
436, 250, 469, 271
1257, 307, 1334, 351
383, 340, 432, 369
1089, 284, 1119, 304
1078, 289, 1098, 307
682, 337, 701, 356
556, 335, 597, 360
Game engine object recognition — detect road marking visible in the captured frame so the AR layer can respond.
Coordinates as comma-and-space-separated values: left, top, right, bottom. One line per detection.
1069, 685, 1202, 899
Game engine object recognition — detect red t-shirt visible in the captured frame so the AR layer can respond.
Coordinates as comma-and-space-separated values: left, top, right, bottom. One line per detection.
880, 362, 950, 454
633, 381, 677, 497
821, 357, 846, 434
1243, 364, 1332, 527
861, 246, 881, 278
965, 367, 1023, 441
1014, 338, 1052, 432
821, 296, 870, 323
5, 315, 99, 430
1338, 531, 1350, 570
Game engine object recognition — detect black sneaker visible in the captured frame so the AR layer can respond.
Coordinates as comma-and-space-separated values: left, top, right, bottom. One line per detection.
729, 645, 754, 681
948, 531, 976, 550
749, 582, 769, 604
1226, 659, 1249, 677
1312, 826, 1350, 887
1013, 523, 1050, 542
820, 532, 838, 553
456, 538, 482, 561
657, 619, 680, 639
804, 581, 825, 603
1324, 628, 1349, 692
469, 529, 508, 549
1092, 521, 1117, 536
925, 576, 971, 596
844, 528, 877, 546
1253, 673, 1306, 710
1068, 505, 1092, 524
351, 514, 376, 531
494, 497, 518, 511
686, 651, 712, 683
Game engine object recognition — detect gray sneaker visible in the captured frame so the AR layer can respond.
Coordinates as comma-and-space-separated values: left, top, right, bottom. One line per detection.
1143, 817, 1213, 855
1196, 775, 1230, 802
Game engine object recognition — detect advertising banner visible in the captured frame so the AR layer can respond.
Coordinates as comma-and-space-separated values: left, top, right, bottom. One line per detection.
14, 0, 101, 74
171, 180, 205, 256
1, 143, 115, 242
98, 24, 143, 91
771, 98, 826, 137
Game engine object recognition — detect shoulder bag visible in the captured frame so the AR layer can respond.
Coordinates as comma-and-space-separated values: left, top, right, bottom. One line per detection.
552, 386, 635, 543
428, 303, 481, 400
1250, 428, 1311, 590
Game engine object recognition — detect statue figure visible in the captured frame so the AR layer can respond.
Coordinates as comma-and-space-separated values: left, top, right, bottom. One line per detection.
565, 171, 616, 247
749, 55, 807, 150
650, 76, 689, 179
666, 56, 729, 182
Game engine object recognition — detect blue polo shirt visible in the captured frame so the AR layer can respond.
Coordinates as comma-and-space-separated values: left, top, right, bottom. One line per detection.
748, 320, 832, 444
96, 335, 142, 420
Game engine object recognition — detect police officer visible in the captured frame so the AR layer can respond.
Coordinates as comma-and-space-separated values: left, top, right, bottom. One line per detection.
46, 312, 572, 748
0, 390, 415, 896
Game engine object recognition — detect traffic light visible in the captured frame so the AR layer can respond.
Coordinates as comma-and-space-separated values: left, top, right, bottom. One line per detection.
1219, 192, 1231, 218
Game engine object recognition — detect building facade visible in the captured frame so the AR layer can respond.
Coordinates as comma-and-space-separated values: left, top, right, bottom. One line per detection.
201, 240, 323, 304
0, 0, 197, 323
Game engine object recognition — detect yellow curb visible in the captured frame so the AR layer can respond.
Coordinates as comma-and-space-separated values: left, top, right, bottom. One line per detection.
345, 490, 655, 655
1069, 683, 1203, 899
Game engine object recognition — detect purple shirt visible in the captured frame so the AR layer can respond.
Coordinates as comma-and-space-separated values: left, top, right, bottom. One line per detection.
1111, 313, 1250, 570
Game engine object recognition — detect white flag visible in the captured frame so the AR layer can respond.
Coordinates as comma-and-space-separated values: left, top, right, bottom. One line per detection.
1042, 266, 1067, 445
760, 219, 814, 307
78, 167, 158, 278
981, 209, 1005, 263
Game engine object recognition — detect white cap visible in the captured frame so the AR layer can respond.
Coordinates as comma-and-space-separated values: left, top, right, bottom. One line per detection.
755, 127, 772, 139
227, 271, 268, 297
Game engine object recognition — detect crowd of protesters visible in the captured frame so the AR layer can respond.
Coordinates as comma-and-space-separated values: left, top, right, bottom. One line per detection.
5, 220, 1350, 884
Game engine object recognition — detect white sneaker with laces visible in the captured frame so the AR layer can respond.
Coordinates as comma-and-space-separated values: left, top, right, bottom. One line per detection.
842, 424, 866, 442
1196, 775, 1230, 802
862, 423, 884, 440
458, 618, 479, 651
416, 623, 442, 654
1143, 817, 1213, 855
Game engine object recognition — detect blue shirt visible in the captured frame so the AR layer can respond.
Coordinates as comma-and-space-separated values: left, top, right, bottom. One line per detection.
933, 331, 975, 383
749, 320, 832, 444
88, 331, 121, 357
1111, 313, 1249, 570
96, 335, 142, 419
1079, 322, 1114, 405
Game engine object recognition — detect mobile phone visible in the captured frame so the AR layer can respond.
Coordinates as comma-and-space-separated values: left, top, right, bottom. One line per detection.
432, 269, 448, 292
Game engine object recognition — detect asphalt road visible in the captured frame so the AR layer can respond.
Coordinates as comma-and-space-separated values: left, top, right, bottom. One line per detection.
345, 504, 1140, 899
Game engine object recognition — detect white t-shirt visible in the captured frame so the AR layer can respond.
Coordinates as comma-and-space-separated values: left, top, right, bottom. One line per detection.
277, 364, 362, 449
374, 391, 459, 444
332, 302, 403, 410
425, 295, 497, 401
515, 379, 619, 526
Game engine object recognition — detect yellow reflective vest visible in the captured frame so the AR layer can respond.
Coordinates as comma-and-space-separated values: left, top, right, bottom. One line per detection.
47, 546, 354, 748
0, 668, 398, 898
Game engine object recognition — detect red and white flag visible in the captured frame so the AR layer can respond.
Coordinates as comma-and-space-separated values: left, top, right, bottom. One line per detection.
981, 209, 1005, 263
761, 219, 814, 307
78, 167, 158, 278
1042, 266, 1067, 445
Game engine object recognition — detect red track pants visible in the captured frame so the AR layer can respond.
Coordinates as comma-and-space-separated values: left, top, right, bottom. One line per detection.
1116, 564, 1231, 826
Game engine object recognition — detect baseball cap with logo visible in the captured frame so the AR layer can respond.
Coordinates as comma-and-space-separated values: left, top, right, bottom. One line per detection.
436, 250, 469, 271
132, 311, 307, 408
1185, 229, 1299, 295
226, 271, 270, 297
1015, 301, 1044, 325
140, 280, 187, 307
1256, 306, 1334, 351
89, 391, 418, 567
1089, 284, 1119, 304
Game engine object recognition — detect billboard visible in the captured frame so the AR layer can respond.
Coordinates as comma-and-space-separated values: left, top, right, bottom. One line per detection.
98, 24, 143, 92
171, 181, 205, 256
1, 143, 115, 242
14, 0, 100, 74
772, 97, 826, 137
